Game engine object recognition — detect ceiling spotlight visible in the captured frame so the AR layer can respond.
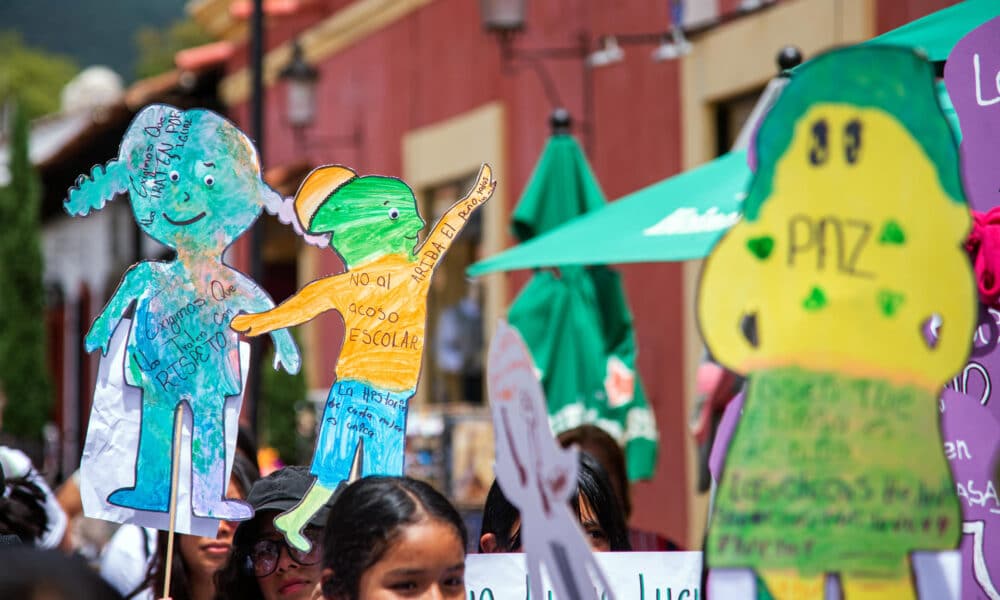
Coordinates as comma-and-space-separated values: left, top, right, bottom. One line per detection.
587, 36, 624, 68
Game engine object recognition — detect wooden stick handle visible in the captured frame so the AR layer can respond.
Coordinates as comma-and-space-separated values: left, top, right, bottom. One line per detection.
162, 406, 184, 600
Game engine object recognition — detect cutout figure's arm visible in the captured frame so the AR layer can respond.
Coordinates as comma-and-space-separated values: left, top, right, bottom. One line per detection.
231, 274, 349, 338
416, 164, 495, 264
86, 262, 153, 355
235, 281, 302, 375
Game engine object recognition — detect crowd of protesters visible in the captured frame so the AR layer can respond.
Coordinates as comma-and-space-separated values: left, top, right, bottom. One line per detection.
0, 424, 677, 599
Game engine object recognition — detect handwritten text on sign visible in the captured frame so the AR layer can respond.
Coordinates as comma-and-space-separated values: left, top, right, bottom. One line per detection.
465, 552, 702, 599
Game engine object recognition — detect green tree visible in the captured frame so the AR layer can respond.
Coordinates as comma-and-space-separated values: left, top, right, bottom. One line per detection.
0, 32, 78, 120
260, 335, 311, 464
0, 103, 53, 440
134, 19, 212, 80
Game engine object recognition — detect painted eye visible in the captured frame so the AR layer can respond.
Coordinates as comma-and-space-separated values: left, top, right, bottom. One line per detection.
169, 171, 180, 182
204, 174, 215, 187
388, 208, 400, 220
808, 119, 828, 166
844, 119, 862, 165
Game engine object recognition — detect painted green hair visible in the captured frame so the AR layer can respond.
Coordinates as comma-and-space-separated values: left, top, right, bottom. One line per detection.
743, 46, 964, 222
64, 159, 131, 216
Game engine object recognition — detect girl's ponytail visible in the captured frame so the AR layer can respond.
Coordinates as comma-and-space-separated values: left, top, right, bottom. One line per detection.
64, 159, 129, 217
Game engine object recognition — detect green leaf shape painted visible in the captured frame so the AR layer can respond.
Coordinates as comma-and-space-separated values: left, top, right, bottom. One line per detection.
879, 220, 906, 245
878, 289, 905, 317
803, 286, 827, 311
746, 235, 775, 260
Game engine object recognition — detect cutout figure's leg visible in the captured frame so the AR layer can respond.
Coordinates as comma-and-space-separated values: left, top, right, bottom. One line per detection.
108, 396, 176, 512
841, 575, 915, 600
190, 399, 251, 520
277, 439, 364, 552
758, 569, 825, 600
274, 480, 336, 552
191, 398, 253, 521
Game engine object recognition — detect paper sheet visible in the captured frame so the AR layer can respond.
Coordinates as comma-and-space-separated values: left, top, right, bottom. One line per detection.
80, 318, 249, 537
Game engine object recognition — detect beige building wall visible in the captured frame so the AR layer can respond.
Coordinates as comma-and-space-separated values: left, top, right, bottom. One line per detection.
678, 0, 876, 548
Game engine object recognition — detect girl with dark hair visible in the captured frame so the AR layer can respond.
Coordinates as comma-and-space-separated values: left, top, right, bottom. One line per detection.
320, 476, 468, 600
478, 452, 631, 553
124, 451, 259, 600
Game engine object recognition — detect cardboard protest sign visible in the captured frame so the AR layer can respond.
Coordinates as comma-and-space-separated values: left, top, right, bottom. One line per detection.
942, 20, 1000, 597
941, 385, 1000, 599
79, 319, 249, 536
485, 321, 614, 600
945, 15, 1000, 214
465, 552, 701, 599
64, 104, 300, 529
697, 47, 974, 597
231, 164, 495, 551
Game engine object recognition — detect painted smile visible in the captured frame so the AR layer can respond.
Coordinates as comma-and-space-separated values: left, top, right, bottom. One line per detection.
162, 211, 207, 226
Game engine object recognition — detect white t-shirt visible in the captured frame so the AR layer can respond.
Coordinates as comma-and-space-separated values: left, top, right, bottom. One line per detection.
99, 523, 156, 600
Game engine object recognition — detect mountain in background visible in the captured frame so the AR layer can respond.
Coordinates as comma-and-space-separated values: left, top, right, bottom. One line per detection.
0, 0, 190, 81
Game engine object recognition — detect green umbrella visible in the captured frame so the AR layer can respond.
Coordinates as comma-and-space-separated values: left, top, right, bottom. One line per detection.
866, 0, 1000, 61
506, 132, 658, 480
469, 150, 749, 275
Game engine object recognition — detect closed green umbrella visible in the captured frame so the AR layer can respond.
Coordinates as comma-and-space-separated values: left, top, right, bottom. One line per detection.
506, 129, 658, 480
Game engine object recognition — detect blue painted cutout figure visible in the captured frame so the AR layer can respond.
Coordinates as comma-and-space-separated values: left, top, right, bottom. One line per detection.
64, 104, 300, 520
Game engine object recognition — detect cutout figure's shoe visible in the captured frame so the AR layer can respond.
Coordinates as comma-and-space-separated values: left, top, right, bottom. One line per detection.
192, 498, 253, 520
274, 510, 312, 552
108, 486, 169, 513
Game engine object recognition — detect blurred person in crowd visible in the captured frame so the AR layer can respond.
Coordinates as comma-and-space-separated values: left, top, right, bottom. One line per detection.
319, 476, 467, 600
0, 445, 67, 549
0, 467, 50, 546
0, 546, 123, 600
101, 452, 259, 600
478, 451, 630, 553
557, 424, 681, 551
216, 466, 334, 600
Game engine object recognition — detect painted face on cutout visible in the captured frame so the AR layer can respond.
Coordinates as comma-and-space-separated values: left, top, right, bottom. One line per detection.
120, 106, 279, 253
700, 99, 973, 388
309, 176, 425, 263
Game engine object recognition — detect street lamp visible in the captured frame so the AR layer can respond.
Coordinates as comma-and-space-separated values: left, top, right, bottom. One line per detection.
479, 0, 526, 39
279, 40, 319, 131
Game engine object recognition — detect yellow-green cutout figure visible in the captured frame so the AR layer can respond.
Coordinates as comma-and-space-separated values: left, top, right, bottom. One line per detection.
698, 47, 975, 599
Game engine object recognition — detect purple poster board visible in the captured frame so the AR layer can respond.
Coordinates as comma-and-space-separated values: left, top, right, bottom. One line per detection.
945, 15, 1000, 213
939, 306, 1000, 599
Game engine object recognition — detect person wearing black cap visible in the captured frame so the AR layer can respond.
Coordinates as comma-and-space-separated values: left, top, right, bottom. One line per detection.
215, 466, 334, 600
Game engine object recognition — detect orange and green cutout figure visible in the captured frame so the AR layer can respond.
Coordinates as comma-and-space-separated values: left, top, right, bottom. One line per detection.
232, 164, 495, 551
698, 47, 974, 599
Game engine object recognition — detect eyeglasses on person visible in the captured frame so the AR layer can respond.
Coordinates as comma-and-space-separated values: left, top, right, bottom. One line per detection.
243, 527, 323, 577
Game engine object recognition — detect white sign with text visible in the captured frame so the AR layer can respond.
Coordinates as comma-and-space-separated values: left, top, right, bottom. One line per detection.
465, 552, 702, 599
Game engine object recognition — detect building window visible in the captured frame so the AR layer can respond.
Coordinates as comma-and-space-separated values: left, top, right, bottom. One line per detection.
420, 171, 485, 406
714, 87, 762, 156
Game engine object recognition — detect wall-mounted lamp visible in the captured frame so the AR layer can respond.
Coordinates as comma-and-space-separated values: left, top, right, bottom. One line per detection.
279, 39, 364, 158
279, 40, 319, 130
650, 25, 692, 62
586, 36, 624, 68
479, 0, 526, 39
